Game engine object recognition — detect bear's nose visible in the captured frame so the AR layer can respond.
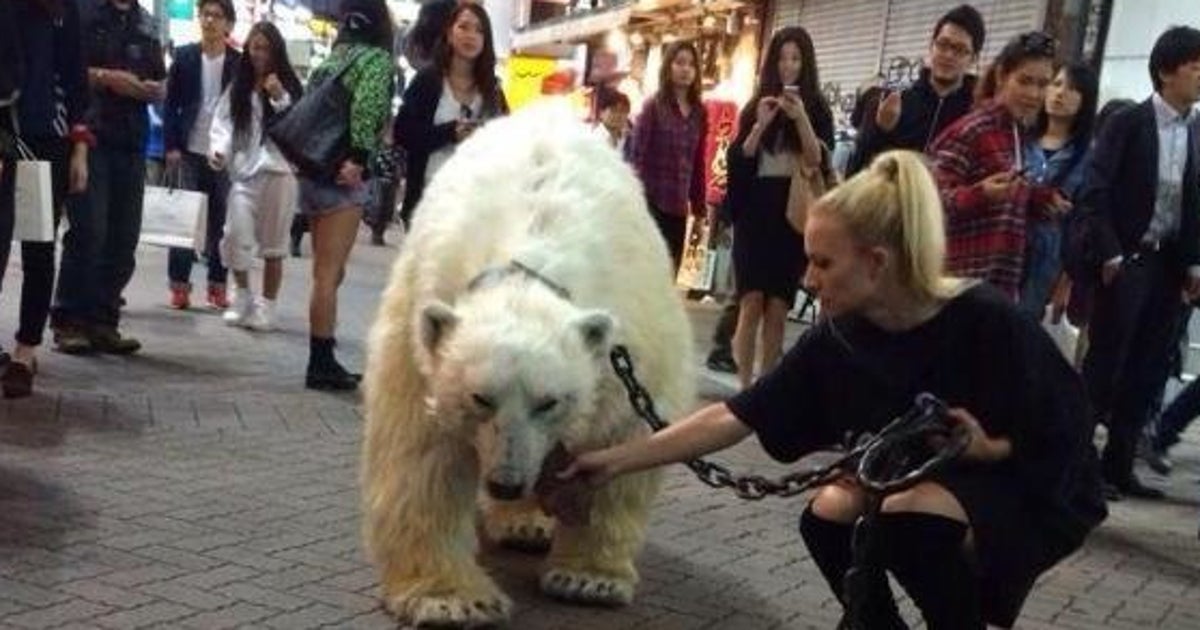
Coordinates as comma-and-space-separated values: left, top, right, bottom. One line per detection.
486, 480, 524, 501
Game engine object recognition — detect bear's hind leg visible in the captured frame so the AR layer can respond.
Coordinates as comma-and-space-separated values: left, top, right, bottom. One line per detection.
540, 470, 660, 606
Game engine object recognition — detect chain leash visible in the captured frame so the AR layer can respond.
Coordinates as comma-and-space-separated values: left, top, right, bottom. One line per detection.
608, 345, 969, 501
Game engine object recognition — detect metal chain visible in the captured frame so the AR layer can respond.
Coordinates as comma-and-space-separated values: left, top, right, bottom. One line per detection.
610, 345, 859, 500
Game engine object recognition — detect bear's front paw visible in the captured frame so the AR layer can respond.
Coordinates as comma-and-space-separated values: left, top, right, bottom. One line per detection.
388, 592, 512, 629
539, 568, 633, 606
483, 505, 555, 553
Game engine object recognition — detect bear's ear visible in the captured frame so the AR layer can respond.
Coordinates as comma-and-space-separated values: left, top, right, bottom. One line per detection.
419, 301, 460, 355
571, 310, 615, 355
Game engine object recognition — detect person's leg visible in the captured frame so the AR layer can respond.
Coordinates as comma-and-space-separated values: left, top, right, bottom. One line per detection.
53, 147, 111, 353
263, 258, 283, 300
760, 296, 790, 374
166, 154, 203, 302
290, 213, 308, 257
731, 292, 764, 388
307, 206, 362, 388
706, 301, 739, 372
202, 160, 231, 306
89, 150, 144, 353
221, 179, 256, 326
247, 174, 296, 331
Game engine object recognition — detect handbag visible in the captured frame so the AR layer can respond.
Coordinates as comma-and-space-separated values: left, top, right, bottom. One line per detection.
785, 144, 839, 234
12, 138, 54, 243
267, 50, 363, 181
139, 168, 207, 252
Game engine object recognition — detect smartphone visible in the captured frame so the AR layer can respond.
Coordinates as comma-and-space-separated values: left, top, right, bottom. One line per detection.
782, 85, 799, 97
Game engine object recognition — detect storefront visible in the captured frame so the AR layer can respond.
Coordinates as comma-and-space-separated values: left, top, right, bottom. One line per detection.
770, 0, 1049, 125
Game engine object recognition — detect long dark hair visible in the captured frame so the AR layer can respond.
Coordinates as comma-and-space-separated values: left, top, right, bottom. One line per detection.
1034, 62, 1098, 145
335, 0, 394, 51
432, 3, 501, 115
742, 26, 830, 153
229, 21, 302, 149
656, 41, 703, 111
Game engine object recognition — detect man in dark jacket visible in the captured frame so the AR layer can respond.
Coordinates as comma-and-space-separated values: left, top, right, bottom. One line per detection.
163, 0, 239, 310
51, 0, 165, 355
846, 4, 985, 175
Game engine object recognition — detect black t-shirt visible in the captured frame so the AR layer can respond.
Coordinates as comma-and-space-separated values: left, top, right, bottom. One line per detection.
726, 283, 1106, 542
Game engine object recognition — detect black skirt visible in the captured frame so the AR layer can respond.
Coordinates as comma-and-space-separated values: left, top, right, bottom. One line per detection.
732, 176, 806, 301
933, 462, 1078, 627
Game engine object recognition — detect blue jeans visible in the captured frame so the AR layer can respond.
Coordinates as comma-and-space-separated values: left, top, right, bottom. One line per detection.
166, 152, 229, 287
53, 146, 146, 328
1018, 221, 1062, 320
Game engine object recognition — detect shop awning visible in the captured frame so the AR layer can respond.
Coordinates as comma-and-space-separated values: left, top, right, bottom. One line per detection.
511, 5, 634, 50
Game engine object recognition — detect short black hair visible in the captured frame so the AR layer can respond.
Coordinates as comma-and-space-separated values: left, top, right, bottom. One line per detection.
932, 4, 985, 54
1149, 26, 1200, 91
596, 88, 630, 113
197, 0, 235, 23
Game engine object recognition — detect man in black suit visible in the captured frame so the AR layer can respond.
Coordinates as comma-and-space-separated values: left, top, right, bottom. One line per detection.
162, 0, 239, 311
1081, 26, 1200, 500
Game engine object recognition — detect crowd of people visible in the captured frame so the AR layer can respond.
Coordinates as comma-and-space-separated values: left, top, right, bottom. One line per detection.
2, 1, 1200, 628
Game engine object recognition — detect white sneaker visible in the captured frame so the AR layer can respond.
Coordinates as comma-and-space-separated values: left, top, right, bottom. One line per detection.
223, 291, 253, 327
245, 298, 276, 332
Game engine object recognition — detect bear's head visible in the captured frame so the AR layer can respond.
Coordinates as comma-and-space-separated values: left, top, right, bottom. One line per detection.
416, 274, 615, 501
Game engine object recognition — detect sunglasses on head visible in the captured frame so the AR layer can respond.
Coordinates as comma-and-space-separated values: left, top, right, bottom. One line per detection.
1018, 32, 1057, 56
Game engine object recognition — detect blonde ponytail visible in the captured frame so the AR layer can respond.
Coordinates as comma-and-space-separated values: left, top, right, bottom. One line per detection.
813, 150, 963, 301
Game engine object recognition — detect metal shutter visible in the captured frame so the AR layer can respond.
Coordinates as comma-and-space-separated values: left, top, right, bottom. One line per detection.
879, 0, 1048, 74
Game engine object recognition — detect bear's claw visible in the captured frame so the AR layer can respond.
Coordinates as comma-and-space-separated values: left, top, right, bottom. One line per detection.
539, 568, 633, 606
388, 592, 511, 628
484, 508, 554, 553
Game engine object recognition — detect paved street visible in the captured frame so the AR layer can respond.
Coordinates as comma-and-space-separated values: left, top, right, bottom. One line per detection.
0, 228, 1198, 629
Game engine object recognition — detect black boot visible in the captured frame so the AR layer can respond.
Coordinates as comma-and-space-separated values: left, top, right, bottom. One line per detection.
799, 508, 906, 630
306, 336, 361, 391
877, 513, 984, 630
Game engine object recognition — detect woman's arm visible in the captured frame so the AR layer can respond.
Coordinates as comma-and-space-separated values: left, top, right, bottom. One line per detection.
563, 402, 753, 486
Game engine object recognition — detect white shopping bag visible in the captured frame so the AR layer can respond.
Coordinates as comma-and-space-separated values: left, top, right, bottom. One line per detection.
13, 159, 54, 242
676, 214, 715, 291
1042, 309, 1079, 361
139, 183, 207, 252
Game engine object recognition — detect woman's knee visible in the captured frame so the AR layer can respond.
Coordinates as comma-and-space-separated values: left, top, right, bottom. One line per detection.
810, 480, 867, 524
739, 292, 766, 312
880, 482, 969, 523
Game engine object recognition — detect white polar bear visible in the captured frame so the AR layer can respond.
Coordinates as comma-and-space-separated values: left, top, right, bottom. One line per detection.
361, 103, 696, 628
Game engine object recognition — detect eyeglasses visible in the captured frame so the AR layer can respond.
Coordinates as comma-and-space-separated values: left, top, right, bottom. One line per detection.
1018, 32, 1057, 57
932, 38, 973, 58
199, 10, 227, 22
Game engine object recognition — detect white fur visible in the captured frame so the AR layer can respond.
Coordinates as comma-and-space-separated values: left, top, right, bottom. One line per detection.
361, 102, 695, 627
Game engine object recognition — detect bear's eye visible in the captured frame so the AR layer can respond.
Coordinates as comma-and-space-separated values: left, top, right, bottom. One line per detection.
532, 397, 558, 415
472, 393, 496, 410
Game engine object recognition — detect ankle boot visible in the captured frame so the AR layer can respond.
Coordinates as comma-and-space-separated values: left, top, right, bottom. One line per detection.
306, 336, 360, 391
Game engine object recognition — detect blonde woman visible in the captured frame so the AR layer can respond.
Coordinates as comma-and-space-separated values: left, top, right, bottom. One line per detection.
562, 151, 1105, 629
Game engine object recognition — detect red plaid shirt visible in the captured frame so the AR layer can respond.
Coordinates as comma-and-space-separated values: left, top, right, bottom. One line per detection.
628, 97, 707, 217
930, 102, 1042, 299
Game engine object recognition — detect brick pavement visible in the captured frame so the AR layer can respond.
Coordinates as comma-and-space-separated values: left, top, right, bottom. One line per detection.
0, 232, 1197, 629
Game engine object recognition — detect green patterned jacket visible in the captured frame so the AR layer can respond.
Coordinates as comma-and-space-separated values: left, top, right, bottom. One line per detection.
309, 43, 394, 170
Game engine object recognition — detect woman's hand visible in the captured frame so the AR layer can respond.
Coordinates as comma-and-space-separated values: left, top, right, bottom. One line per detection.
755, 96, 780, 126
979, 170, 1021, 202
263, 73, 285, 100
336, 160, 364, 188
455, 119, 479, 142
68, 142, 88, 194
208, 151, 226, 171
778, 91, 806, 120
945, 408, 1012, 462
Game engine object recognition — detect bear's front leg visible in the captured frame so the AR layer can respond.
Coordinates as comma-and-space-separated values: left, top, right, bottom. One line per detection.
367, 442, 511, 628
540, 469, 661, 606
481, 494, 556, 553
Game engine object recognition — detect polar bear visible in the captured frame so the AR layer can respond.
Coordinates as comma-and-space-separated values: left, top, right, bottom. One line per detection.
361, 103, 696, 627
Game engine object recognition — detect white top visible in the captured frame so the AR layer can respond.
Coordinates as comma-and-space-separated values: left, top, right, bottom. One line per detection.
209, 87, 294, 180
1142, 92, 1198, 244
187, 52, 226, 155
425, 80, 482, 185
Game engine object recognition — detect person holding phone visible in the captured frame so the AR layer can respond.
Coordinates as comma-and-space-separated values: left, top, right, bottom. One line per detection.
930, 32, 1058, 300
208, 21, 303, 332
848, 5, 985, 176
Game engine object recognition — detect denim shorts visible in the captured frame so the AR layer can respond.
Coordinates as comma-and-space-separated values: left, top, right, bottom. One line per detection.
298, 177, 372, 216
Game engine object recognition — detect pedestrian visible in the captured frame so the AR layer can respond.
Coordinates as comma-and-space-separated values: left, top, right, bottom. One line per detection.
930, 31, 1058, 299
51, 0, 166, 355
1080, 26, 1200, 500
162, 0, 240, 311
725, 26, 833, 389
561, 150, 1106, 630
393, 2, 508, 227
298, 0, 395, 391
208, 21, 303, 332
627, 41, 708, 271
0, 0, 90, 397
592, 87, 631, 151
1017, 62, 1098, 319
847, 4, 985, 176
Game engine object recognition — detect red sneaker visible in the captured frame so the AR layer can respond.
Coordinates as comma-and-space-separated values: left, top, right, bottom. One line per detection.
207, 284, 229, 310
169, 284, 191, 310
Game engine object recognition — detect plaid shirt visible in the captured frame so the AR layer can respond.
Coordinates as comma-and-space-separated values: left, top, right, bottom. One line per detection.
931, 102, 1041, 299
628, 97, 707, 217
